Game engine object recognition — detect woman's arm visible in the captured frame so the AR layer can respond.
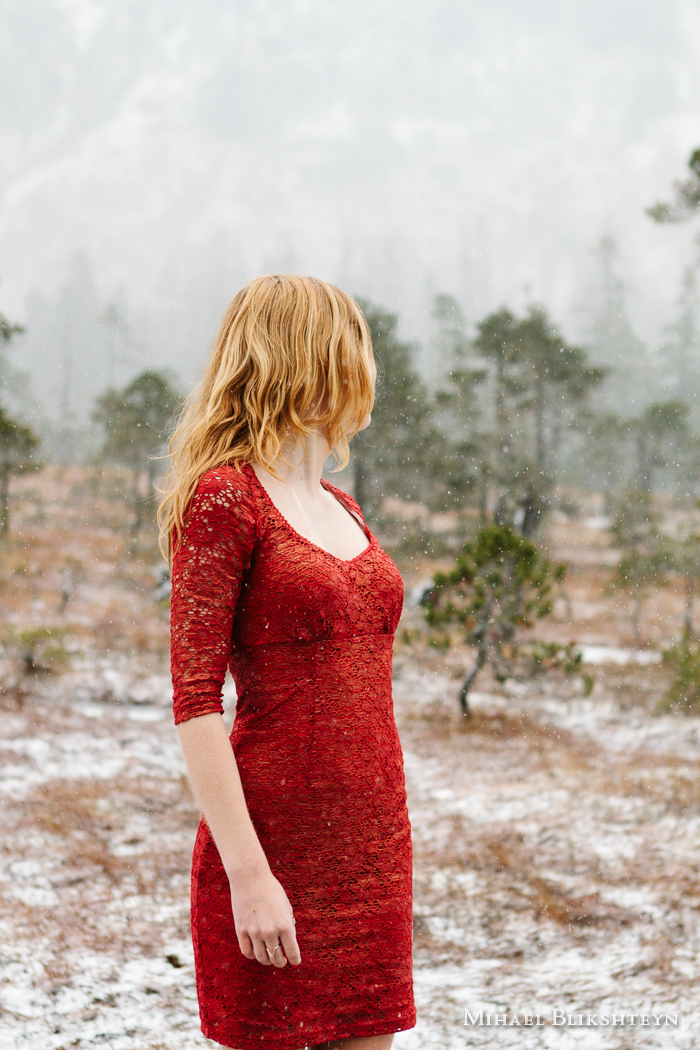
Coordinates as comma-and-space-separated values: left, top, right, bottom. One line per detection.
170, 473, 298, 966
178, 712, 301, 969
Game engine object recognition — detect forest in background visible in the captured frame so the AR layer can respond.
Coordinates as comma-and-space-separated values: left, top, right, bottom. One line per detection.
2, 151, 700, 1050
3, 150, 700, 710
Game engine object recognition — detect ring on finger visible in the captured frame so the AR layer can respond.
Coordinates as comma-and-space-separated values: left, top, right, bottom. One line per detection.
265, 944, 282, 962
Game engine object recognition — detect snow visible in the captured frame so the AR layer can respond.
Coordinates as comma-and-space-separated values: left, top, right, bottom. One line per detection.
577, 645, 662, 666
1, 658, 698, 1049
2, 490, 700, 1048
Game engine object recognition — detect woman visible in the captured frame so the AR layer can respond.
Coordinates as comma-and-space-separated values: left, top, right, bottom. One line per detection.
159, 275, 415, 1050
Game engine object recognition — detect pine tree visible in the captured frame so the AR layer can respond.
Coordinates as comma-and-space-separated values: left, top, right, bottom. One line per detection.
471, 308, 535, 528
610, 546, 670, 644
582, 236, 656, 411
470, 305, 605, 534
0, 311, 40, 537
517, 305, 606, 480
93, 370, 180, 532
430, 294, 486, 512
353, 300, 439, 511
632, 400, 690, 493
668, 532, 700, 638
647, 148, 700, 223
0, 406, 40, 538
422, 524, 566, 715
581, 411, 631, 514
659, 240, 700, 415
0, 311, 24, 346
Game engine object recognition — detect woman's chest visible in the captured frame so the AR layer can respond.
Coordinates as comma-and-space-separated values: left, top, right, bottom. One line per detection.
232, 525, 404, 647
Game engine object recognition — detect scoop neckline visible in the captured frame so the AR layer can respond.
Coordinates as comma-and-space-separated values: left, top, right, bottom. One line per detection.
242, 462, 376, 565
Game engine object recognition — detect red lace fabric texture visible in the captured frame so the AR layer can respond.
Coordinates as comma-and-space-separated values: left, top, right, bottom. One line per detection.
170, 462, 415, 1050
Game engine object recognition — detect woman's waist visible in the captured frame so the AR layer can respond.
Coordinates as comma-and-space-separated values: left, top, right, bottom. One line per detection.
230, 684, 400, 749
230, 630, 395, 663
230, 634, 395, 699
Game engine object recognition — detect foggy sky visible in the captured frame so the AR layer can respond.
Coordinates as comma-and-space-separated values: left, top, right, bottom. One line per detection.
1, 0, 699, 413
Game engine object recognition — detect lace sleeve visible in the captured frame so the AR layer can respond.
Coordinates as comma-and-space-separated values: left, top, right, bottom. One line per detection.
170, 467, 257, 726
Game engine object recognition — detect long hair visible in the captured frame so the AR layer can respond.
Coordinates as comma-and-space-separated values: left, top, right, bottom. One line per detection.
157, 274, 376, 564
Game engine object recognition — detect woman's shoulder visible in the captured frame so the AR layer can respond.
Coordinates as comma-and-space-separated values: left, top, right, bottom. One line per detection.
195, 461, 255, 499
175, 463, 259, 561
188, 462, 260, 527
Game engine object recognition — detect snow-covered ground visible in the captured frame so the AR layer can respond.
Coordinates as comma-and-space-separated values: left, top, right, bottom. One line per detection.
577, 645, 662, 667
393, 658, 700, 1048
1, 655, 699, 1049
2, 474, 700, 1048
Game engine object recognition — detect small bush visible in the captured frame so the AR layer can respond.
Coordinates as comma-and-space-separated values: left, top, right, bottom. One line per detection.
660, 640, 700, 713
520, 641, 595, 696
427, 632, 451, 651
1, 626, 72, 676
522, 640, 579, 675
423, 523, 567, 715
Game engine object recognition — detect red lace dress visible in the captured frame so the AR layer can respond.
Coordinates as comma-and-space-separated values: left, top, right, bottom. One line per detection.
170, 462, 415, 1050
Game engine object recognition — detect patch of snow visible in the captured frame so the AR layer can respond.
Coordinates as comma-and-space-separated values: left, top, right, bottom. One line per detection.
582, 516, 612, 530
577, 645, 661, 666
125, 706, 165, 722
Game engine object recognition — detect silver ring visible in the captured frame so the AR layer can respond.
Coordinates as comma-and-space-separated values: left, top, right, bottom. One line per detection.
265, 944, 281, 961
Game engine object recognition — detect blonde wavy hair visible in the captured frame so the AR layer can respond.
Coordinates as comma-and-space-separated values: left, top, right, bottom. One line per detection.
157, 274, 376, 564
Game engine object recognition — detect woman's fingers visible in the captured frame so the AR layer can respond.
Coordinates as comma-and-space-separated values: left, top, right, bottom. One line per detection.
245, 923, 299, 968
251, 933, 273, 966
279, 923, 301, 966
230, 875, 300, 967
264, 941, 287, 968
236, 931, 256, 960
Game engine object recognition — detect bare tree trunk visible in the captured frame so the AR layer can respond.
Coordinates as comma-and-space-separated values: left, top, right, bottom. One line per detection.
684, 575, 694, 638
493, 492, 511, 526
353, 454, 369, 509
549, 409, 562, 485
520, 491, 542, 537
495, 352, 507, 471
132, 468, 143, 535
632, 592, 642, 643
636, 433, 651, 493
479, 464, 488, 526
0, 468, 9, 538
535, 389, 546, 477
458, 648, 487, 718
558, 584, 573, 621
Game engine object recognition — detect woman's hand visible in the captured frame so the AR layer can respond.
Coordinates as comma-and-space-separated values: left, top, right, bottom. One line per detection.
229, 865, 301, 968
176, 715, 301, 968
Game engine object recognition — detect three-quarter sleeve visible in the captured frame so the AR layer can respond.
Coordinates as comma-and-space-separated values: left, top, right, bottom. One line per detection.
170, 468, 257, 725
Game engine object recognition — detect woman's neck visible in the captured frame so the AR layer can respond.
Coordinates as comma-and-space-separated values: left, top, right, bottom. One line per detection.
252, 427, 331, 496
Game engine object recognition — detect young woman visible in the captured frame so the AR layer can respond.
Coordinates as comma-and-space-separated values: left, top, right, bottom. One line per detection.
158, 275, 415, 1050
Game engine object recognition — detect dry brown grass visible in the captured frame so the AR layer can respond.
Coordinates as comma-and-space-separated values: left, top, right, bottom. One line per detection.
484, 835, 622, 928
15, 773, 199, 892
0, 759, 200, 976
413, 811, 633, 932
27, 780, 134, 884
0, 467, 170, 699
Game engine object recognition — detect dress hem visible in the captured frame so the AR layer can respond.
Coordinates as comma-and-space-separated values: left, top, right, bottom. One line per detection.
201, 1012, 418, 1050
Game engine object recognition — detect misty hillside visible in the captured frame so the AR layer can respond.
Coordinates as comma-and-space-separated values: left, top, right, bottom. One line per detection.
0, 0, 699, 419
